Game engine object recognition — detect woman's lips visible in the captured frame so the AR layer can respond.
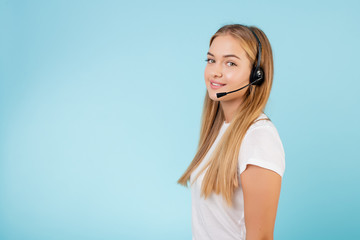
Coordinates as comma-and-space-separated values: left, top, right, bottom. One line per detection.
210, 81, 226, 89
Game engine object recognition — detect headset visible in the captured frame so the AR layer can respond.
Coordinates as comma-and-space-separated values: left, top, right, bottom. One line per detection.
248, 28, 264, 86
216, 26, 264, 98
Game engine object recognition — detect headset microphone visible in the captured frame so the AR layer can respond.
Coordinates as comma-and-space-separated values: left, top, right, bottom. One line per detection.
216, 77, 262, 98
216, 27, 264, 99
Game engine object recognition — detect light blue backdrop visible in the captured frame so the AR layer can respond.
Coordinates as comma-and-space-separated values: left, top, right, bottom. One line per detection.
1, 0, 359, 239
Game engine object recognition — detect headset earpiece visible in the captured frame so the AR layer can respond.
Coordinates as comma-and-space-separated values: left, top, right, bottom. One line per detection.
250, 66, 264, 86
248, 27, 264, 86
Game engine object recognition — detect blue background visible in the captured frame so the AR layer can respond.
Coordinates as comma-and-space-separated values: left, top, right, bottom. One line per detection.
1, 0, 359, 239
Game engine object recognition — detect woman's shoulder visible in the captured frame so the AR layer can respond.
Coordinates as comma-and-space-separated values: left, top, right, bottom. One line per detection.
244, 113, 283, 146
239, 113, 286, 177
247, 113, 277, 132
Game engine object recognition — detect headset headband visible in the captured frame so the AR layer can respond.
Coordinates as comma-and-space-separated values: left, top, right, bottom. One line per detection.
248, 28, 262, 69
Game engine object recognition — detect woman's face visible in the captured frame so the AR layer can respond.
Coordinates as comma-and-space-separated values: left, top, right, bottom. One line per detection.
204, 34, 252, 102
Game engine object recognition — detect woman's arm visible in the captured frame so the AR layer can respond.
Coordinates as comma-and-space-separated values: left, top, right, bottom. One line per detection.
240, 164, 282, 240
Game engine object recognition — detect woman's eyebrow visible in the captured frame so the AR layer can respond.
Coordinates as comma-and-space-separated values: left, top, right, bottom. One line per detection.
207, 52, 241, 60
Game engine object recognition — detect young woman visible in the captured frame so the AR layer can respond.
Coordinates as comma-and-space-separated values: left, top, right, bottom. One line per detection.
177, 24, 285, 240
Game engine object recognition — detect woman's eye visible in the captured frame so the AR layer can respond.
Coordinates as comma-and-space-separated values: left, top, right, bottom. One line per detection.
205, 59, 236, 66
205, 58, 215, 63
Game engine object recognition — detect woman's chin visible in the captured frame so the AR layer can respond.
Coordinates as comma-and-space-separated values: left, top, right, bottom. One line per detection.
208, 91, 221, 101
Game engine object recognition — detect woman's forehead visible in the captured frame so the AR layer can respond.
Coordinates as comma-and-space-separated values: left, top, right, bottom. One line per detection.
209, 35, 247, 57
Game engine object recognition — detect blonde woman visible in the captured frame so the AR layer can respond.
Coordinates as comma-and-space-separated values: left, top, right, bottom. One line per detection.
177, 24, 285, 240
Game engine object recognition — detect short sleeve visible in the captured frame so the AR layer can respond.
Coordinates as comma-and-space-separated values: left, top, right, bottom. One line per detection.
238, 125, 285, 178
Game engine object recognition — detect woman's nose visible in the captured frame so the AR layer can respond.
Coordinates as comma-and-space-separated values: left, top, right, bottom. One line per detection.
211, 64, 223, 78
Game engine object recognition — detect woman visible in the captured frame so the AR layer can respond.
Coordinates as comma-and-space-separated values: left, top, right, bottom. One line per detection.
177, 24, 285, 240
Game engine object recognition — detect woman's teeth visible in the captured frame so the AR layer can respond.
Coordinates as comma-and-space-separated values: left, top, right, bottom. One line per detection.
211, 82, 225, 86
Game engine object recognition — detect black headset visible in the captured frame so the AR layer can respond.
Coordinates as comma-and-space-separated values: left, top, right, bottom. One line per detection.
248, 27, 264, 86
215, 26, 265, 98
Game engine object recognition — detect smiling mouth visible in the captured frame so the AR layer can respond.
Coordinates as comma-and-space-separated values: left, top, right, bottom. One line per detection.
210, 81, 226, 86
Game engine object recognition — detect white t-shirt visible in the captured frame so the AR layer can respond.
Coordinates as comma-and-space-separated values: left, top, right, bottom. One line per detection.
190, 113, 285, 240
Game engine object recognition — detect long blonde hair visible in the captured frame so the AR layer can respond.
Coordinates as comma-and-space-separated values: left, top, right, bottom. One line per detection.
177, 24, 274, 207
